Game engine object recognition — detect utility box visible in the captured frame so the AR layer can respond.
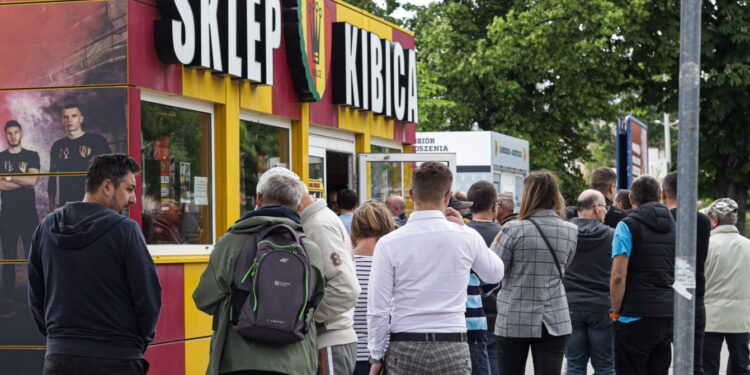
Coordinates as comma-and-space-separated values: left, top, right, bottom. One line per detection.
415, 131, 530, 210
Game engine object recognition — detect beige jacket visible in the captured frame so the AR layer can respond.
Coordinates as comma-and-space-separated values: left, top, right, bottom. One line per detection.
705, 225, 750, 333
301, 198, 360, 348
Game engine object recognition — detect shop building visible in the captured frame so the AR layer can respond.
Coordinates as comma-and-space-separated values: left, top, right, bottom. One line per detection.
0, 0, 417, 372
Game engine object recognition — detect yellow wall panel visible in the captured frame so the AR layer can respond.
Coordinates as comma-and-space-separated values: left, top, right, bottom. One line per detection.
185, 338, 211, 375
214, 77, 241, 236
292, 103, 311, 184
371, 116, 394, 139
334, 1, 396, 41
182, 68, 227, 104
183, 263, 213, 339
337, 107, 368, 134
239, 81, 273, 114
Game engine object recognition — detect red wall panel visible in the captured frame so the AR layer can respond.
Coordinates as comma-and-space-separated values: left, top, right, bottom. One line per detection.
128, 0, 182, 94
145, 341, 186, 375
272, 32, 302, 121
152, 264, 185, 344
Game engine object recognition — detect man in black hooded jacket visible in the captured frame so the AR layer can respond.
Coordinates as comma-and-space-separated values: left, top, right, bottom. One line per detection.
28, 154, 161, 375
564, 190, 615, 375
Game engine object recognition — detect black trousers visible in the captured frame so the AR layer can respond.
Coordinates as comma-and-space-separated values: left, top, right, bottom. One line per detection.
703, 332, 750, 375
695, 300, 707, 375
496, 325, 569, 375
614, 318, 673, 375
43, 354, 148, 375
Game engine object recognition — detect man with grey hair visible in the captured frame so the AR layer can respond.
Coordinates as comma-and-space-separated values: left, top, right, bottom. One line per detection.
703, 198, 750, 375
564, 190, 615, 375
194, 171, 326, 375
496, 193, 517, 225
299, 183, 361, 375
385, 195, 408, 227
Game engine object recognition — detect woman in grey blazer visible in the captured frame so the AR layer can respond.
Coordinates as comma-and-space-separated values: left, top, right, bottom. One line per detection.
491, 171, 578, 375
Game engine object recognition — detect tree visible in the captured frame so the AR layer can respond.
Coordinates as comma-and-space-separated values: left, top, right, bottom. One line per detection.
411, 0, 647, 202
629, 0, 750, 233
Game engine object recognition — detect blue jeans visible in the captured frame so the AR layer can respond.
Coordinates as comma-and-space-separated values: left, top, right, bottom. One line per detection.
565, 310, 615, 375
487, 334, 500, 375
470, 331, 492, 375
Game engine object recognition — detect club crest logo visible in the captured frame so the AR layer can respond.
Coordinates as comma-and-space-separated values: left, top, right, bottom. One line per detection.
283, 0, 328, 102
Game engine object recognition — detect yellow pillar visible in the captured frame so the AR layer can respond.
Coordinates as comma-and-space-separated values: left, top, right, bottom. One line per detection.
214, 76, 241, 237
292, 103, 310, 185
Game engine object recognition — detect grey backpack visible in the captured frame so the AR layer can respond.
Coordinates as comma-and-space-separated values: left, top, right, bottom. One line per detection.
229, 223, 315, 344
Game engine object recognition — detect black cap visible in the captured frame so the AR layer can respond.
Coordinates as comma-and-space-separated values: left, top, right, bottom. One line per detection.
449, 195, 473, 210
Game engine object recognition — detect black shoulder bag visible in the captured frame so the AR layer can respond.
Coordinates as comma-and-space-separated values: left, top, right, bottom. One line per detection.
527, 218, 563, 279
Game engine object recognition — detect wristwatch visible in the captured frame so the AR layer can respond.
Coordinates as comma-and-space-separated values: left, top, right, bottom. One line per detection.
368, 356, 383, 364
3, 176, 10, 182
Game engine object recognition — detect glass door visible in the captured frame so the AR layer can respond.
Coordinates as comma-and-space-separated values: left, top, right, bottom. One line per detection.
357, 153, 457, 204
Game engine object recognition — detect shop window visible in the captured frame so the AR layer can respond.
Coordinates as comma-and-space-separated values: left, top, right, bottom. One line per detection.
140, 102, 212, 245
239, 120, 290, 214
370, 145, 403, 202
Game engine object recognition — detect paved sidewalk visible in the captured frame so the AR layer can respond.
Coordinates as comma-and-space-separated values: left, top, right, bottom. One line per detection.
517, 344, 730, 374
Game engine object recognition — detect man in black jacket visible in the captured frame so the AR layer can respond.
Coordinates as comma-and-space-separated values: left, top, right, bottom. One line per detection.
28, 154, 162, 375
610, 175, 676, 375
564, 190, 615, 375
567, 167, 627, 228
662, 172, 711, 375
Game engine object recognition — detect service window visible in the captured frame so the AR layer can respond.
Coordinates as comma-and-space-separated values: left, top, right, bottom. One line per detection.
239, 120, 291, 215
140, 101, 213, 245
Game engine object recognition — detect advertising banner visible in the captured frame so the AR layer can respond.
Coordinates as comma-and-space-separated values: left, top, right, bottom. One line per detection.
0, 87, 128, 261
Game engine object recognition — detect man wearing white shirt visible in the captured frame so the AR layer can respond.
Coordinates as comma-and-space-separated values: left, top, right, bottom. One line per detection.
367, 161, 505, 375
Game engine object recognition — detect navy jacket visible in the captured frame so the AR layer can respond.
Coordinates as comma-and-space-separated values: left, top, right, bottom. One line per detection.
27, 202, 162, 359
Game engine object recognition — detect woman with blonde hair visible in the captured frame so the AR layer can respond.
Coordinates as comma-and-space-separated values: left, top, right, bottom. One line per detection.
350, 200, 395, 375
491, 171, 578, 375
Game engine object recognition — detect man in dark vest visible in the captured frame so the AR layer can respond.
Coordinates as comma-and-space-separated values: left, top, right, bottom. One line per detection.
610, 175, 676, 375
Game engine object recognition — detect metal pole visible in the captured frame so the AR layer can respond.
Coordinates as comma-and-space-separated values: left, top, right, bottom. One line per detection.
674, 0, 701, 372
664, 113, 672, 171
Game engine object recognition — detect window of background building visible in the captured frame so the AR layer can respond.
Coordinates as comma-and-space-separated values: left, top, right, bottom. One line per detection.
140, 101, 213, 245
239, 120, 290, 215
370, 145, 403, 202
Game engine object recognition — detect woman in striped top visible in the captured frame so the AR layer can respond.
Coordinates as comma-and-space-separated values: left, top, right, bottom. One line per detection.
351, 200, 396, 375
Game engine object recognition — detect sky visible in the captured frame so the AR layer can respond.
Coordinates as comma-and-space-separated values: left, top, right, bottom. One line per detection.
375, 0, 438, 19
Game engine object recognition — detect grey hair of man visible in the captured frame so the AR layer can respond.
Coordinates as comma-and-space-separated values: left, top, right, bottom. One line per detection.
577, 189, 606, 213
256, 167, 305, 209
707, 198, 739, 226
497, 193, 514, 212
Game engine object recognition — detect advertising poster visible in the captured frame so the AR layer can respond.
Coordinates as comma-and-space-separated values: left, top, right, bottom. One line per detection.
616, 116, 649, 189
179, 162, 192, 204
0, 0, 126, 89
0, 87, 128, 262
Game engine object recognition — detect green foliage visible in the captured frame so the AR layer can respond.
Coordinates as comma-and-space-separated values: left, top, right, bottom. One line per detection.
411, 0, 647, 203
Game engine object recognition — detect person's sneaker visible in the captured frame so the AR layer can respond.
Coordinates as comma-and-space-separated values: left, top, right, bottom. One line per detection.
0, 299, 16, 319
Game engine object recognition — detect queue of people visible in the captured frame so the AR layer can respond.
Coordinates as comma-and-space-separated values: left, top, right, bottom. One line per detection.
23, 154, 750, 375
